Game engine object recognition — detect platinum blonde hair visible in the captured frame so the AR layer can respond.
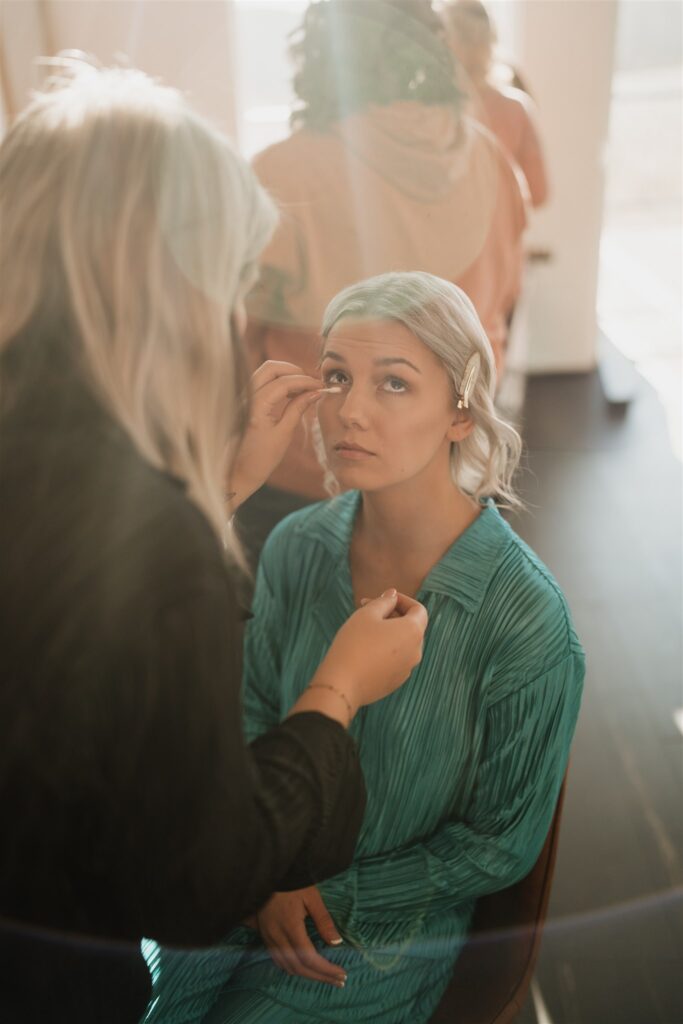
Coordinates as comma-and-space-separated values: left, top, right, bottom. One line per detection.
0, 59, 277, 563
320, 271, 522, 508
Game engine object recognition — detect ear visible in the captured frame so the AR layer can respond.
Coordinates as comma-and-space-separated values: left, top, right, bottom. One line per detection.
446, 411, 474, 443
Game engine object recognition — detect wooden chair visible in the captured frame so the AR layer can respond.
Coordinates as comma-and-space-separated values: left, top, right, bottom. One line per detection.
430, 774, 568, 1024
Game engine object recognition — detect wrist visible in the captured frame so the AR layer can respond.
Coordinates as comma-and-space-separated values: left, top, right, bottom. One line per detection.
288, 679, 358, 729
225, 468, 257, 511
307, 681, 355, 725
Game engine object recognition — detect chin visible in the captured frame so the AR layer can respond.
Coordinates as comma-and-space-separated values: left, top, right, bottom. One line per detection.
331, 465, 397, 493
332, 464, 374, 483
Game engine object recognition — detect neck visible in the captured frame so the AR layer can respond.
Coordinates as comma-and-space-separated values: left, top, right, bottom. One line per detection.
356, 458, 479, 560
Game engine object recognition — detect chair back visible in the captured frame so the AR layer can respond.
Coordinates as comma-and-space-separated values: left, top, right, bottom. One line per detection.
430, 773, 568, 1023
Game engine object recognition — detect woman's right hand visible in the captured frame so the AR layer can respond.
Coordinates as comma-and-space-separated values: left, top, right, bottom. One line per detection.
228, 361, 324, 509
254, 886, 346, 987
314, 590, 428, 709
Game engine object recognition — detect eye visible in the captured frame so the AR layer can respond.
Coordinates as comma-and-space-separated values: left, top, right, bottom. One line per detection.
323, 368, 350, 387
380, 376, 408, 394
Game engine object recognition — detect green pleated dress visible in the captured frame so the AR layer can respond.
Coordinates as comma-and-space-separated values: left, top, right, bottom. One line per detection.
143, 492, 584, 1024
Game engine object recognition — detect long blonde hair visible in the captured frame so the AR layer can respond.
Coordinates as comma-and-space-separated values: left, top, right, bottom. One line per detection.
0, 59, 277, 561
320, 271, 522, 508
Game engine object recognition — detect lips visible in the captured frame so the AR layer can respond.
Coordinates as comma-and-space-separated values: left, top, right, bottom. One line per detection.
334, 441, 375, 455
332, 440, 376, 462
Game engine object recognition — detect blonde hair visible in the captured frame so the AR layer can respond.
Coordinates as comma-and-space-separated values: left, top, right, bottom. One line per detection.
320, 271, 522, 508
443, 0, 495, 80
0, 59, 277, 563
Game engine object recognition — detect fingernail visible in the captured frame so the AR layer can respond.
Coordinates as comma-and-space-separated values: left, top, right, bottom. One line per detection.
318, 386, 342, 394
330, 936, 343, 945
336, 977, 346, 988
382, 588, 397, 598
359, 598, 369, 607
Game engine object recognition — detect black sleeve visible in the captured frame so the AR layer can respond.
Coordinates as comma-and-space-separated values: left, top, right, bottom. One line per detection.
114, 579, 365, 948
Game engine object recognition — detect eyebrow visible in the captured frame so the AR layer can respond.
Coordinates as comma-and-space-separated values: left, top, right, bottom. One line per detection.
321, 350, 422, 374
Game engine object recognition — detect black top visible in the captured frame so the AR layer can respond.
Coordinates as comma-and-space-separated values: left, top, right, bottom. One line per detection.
0, 355, 365, 1021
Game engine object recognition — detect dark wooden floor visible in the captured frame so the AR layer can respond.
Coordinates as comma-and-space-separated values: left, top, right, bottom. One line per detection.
507, 370, 683, 1024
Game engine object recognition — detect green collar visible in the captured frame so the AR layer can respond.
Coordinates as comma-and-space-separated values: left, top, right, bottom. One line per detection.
297, 489, 512, 617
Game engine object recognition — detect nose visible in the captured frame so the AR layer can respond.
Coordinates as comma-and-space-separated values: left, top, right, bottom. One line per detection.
337, 384, 370, 429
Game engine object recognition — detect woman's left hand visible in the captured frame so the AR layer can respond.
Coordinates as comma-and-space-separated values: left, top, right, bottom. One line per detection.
228, 361, 324, 510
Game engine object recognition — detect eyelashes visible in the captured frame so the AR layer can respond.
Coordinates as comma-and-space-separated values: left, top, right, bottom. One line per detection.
322, 369, 409, 394
323, 369, 349, 387
381, 377, 408, 394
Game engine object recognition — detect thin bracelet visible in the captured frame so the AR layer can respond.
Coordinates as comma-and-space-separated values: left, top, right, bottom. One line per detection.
307, 683, 355, 724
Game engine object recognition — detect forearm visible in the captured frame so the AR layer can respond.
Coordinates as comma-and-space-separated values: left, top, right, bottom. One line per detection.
224, 477, 253, 512
249, 713, 366, 891
352, 656, 583, 921
350, 817, 541, 920
141, 714, 365, 945
137, 575, 366, 945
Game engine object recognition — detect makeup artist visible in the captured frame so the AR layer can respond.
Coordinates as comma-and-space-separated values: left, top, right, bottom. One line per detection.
0, 62, 428, 1024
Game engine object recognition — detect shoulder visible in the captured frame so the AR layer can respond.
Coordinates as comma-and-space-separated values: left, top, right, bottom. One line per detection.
498, 84, 538, 118
1, 406, 238, 652
465, 116, 509, 161
101, 437, 234, 612
259, 492, 355, 588
482, 513, 584, 688
262, 491, 355, 557
464, 116, 502, 165
489, 87, 541, 153
466, 118, 525, 201
489, 515, 577, 641
145, 476, 229, 577
252, 129, 334, 190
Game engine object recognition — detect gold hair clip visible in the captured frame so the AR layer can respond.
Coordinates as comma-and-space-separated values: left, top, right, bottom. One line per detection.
456, 352, 480, 409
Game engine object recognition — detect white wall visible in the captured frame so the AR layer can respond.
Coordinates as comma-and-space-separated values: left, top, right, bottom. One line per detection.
512, 0, 619, 373
0, 0, 46, 120
1, 0, 239, 138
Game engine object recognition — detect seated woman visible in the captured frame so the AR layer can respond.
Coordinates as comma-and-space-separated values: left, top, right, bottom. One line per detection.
144, 271, 584, 1024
